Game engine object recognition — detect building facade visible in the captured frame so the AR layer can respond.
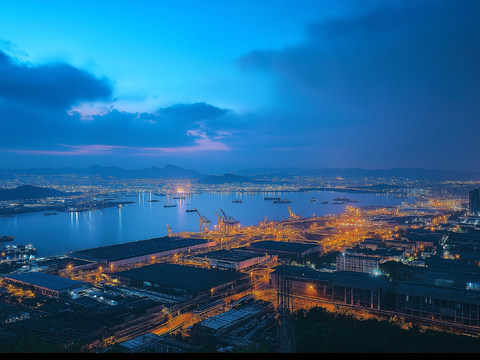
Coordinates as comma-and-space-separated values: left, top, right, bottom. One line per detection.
336, 252, 380, 275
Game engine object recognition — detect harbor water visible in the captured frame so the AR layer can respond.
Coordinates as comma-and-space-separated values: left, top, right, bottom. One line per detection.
0, 191, 414, 258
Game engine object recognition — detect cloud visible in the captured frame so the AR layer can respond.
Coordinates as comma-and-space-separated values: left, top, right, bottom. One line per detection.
157, 102, 229, 124
236, 0, 480, 170
0, 48, 113, 110
0, 46, 238, 159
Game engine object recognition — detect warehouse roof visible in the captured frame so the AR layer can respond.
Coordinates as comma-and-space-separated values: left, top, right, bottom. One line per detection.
73, 236, 211, 262
246, 240, 319, 254
113, 263, 249, 294
4, 272, 85, 291
193, 249, 266, 262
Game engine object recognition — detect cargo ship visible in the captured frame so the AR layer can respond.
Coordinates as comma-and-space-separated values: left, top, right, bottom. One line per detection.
333, 197, 358, 202
273, 199, 291, 204
264, 196, 281, 200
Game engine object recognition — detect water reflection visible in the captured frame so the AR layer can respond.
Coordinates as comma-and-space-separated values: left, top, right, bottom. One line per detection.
0, 190, 415, 257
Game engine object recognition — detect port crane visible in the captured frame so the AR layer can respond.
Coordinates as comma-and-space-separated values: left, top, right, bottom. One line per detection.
214, 210, 225, 233
288, 205, 301, 221
195, 210, 211, 232
219, 208, 240, 234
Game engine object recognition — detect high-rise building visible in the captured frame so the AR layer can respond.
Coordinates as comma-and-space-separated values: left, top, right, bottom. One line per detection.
469, 189, 480, 215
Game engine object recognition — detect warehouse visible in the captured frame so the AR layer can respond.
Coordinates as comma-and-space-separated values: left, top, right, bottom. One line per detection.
72, 236, 216, 267
193, 299, 274, 337
112, 263, 251, 299
191, 249, 271, 271
2, 272, 87, 299
243, 240, 321, 259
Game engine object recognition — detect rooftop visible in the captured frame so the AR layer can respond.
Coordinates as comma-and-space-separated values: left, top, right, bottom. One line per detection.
193, 249, 267, 262
112, 263, 249, 294
3, 272, 85, 291
245, 240, 319, 254
72, 236, 211, 262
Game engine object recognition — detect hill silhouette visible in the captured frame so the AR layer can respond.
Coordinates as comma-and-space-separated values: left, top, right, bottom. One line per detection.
197, 173, 262, 184
0, 185, 82, 201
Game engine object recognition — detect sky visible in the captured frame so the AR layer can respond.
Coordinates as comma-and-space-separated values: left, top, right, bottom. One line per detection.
0, 0, 479, 175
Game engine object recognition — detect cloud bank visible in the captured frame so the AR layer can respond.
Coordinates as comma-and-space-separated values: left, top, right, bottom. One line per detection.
0, 48, 237, 161
237, 0, 480, 170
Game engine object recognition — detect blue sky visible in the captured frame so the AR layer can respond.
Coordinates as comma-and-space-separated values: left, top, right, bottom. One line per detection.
0, 0, 479, 174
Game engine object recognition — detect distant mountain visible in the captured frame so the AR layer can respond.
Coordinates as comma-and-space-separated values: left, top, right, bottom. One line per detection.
0, 185, 82, 201
0, 164, 206, 180
236, 167, 480, 181
197, 173, 263, 184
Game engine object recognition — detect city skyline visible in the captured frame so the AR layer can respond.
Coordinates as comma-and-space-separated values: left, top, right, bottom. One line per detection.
1, 0, 479, 174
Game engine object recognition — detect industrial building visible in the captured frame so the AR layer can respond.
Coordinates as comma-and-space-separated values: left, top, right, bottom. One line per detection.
112, 263, 251, 299
193, 299, 274, 337
243, 240, 321, 259
72, 236, 216, 267
30, 256, 97, 274
470, 189, 480, 215
396, 282, 480, 326
191, 249, 271, 270
269, 266, 395, 310
2, 272, 87, 299
336, 252, 380, 275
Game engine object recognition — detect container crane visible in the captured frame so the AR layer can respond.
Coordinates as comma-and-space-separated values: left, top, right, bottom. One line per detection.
219, 208, 240, 234
195, 210, 211, 232
288, 205, 300, 221
215, 210, 225, 233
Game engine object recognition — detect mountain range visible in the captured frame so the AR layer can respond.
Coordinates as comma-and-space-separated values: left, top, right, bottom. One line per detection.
1, 165, 480, 181
235, 167, 480, 181
197, 173, 262, 185
0, 164, 206, 180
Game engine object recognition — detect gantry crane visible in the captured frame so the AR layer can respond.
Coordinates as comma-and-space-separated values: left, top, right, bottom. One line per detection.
195, 210, 211, 232
215, 210, 224, 232
219, 208, 240, 234
288, 205, 300, 221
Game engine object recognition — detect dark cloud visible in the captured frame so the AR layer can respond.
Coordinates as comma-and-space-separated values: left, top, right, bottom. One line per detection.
0, 49, 112, 110
0, 48, 238, 155
237, 0, 480, 170
157, 102, 229, 124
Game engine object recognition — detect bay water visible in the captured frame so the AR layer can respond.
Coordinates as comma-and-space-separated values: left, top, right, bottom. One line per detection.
0, 191, 414, 257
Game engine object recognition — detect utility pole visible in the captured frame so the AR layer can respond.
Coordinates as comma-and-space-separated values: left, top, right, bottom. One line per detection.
276, 259, 296, 353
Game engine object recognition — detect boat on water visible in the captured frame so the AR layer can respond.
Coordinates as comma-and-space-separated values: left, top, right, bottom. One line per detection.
164, 204, 177, 208
43, 212, 57, 216
148, 200, 160, 202
0, 235, 14, 243
0, 215, 14, 218
232, 200, 243, 203
264, 196, 281, 200
186, 209, 197, 213
154, 193, 166, 196
322, 201, 329, 204
332, 201, 345, 205
273, 199, 291, 204
333, 196, 358, 202
311, 198, 316, 202
0, 244, 37, 260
